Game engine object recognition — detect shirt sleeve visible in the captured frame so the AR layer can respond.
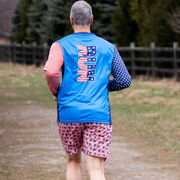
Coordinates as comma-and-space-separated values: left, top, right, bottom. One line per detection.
108, 48, 131, 91
43, 42, 64, 97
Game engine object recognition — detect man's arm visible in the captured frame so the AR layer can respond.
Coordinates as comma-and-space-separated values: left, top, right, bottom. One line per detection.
108, 48, 131, 91
43, 42, 64, 97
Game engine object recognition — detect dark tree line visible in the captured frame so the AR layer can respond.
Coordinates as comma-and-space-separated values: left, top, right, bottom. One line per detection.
11, 0, 180, 46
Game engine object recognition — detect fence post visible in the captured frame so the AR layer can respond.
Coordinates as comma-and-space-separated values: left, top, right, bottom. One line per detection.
11, 42, 15, 63
8, 43, 12, 63
22, 41, 26, 64
32, 42, 36, 65
150, 42, 156, 78
43, 42, 48, 64
130, 42, 135, 78
173, 42, 178, 81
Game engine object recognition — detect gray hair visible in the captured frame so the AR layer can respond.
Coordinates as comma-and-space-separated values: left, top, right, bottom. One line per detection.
70, 1, 93, 26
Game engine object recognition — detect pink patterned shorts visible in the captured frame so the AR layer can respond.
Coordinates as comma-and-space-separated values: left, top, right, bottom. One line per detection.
57, 122, 112, 159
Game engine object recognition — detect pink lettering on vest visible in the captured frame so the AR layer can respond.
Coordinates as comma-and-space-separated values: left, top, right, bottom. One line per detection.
78, 45, 87, 56
78, 57, 88, 69
77, 70, 87, 82
77, 45, 96, 82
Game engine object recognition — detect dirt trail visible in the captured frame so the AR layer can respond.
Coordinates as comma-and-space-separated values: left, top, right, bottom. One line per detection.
0, 101, 179, 180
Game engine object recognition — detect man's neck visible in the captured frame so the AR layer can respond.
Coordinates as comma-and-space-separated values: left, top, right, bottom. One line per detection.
73, 25, 91, 33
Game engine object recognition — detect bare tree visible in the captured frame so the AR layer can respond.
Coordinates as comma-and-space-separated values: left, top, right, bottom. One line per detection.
0, 0, 19, 37
169, 6, 180, 34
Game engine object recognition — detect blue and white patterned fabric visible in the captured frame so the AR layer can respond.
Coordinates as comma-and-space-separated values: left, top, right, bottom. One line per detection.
108, 48, 131, 91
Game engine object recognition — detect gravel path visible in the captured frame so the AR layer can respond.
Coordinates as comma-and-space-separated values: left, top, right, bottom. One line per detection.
0, 101, 179, 180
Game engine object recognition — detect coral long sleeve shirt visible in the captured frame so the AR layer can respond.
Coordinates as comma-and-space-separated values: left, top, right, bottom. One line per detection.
44, 42, 64, 97
44, 42, 131, 96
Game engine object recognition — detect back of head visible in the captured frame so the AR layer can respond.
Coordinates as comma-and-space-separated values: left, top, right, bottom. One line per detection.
70, 0, 93, 26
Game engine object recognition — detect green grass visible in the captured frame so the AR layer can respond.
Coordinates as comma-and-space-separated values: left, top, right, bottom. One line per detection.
110, 79, 180, 156
0, 62, 180, 157
0, 63, 56, 108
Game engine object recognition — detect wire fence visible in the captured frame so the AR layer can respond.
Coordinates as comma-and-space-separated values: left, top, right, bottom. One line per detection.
0, 42, 180, 80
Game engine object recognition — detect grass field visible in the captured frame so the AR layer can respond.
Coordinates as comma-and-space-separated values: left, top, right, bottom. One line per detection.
0, 62, 180, 179
0, 63, 180, 155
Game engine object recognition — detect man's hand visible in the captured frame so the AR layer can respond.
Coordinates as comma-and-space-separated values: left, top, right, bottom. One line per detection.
54, 96, 57, 101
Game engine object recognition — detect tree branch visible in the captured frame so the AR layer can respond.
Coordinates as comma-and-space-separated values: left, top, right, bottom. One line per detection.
168, 6, 180, 34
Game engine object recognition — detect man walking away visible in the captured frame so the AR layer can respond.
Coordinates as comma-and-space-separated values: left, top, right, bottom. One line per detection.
44, 1, 131, 180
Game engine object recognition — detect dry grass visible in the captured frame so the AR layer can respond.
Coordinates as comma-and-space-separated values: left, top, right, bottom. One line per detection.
0, 62, 180, 179
109, 77, 180, 160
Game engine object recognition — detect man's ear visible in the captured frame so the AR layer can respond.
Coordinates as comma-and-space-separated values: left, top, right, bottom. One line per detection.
90, 15, 94, 25
70, 17, 74, 25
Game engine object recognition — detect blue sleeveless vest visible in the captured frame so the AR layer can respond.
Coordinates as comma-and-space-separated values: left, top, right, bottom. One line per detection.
56, 32, 114, 124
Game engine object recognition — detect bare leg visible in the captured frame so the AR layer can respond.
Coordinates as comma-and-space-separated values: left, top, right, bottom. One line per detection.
66, 151, 82, 180
87, 155, 106, 180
